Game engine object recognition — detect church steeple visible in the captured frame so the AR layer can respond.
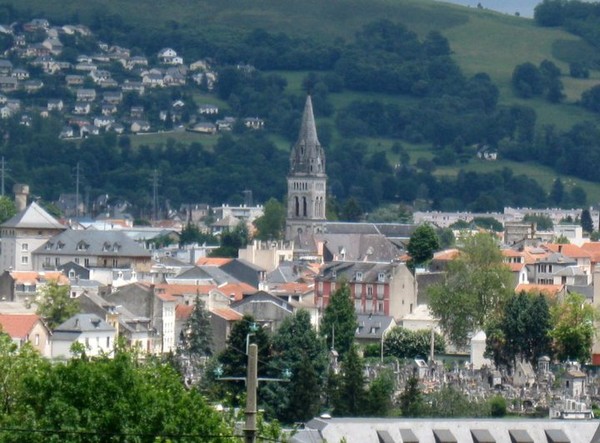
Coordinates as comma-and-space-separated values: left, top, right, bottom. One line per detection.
285, 95, 327, 243
290, 95, 326, 176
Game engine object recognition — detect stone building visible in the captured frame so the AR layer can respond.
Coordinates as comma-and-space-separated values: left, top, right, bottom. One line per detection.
285, 95, 327, 244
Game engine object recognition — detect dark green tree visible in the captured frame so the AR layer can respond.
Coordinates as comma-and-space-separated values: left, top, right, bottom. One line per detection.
437, 228, 455, 249
253, 198, 286, 240
179, 222, 217, 246
320, 283, 358, 357
209, 221, 249, 257
399, 376, 425, 417
0, 196, 16, 223
331, 345, 366, 416
512, 62, 544, 98
217, 315, 271, 405
266, 310, 327, 423
364, 370, 394, 416
549, 177, 564, 206
522, 214, 553, 231
340, 197, 363, 222
488, 292, 552, 369
407, 224, 440, 267
581, 209, 594, 234
181, 296, 213, 358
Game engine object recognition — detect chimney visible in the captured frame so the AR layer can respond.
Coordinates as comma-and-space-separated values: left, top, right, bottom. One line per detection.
13, 184, 29, 212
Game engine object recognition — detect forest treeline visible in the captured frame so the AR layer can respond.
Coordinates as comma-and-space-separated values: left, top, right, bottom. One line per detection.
0, 5, 598, 215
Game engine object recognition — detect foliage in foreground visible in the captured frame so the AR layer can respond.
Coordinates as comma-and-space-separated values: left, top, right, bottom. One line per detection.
0, 337, 232, 443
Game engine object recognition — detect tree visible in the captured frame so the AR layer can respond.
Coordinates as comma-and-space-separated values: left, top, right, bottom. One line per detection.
581, 209, 594, 234
399, 376, 425, 417
0, 196, 16, 223
550, 292, 599, 363
253, 198, 286, 240
407, 224, 440, 267
486, 292, 552, 369
437, 228, 455, 249
320, 283, 358, 357
179, 222, 217, 246
181, 296, 213, 359
2, 349, 231, 442
549, 177, 564, 206
331, 345, 366, 416
216, 315, 271, 405
383, 327, 445, 359
522, 214, 553, 231
512, 62, 544, 98
428, 233, 512, 348
364, 370, 394, 417
266, 310, 327, 423
36, 281, 79, 330
209, 221, 249, 258
340, 197, 363, 222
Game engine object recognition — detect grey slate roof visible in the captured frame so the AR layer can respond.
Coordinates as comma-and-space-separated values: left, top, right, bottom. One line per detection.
292, 417, 600, 443
52, 313, 114, 340
2, 201, 65, 229
355, 314, 395, 340
34, 230, 151, 257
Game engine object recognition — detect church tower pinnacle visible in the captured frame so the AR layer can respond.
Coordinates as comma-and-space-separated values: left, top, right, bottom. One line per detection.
285, 95, 327, 243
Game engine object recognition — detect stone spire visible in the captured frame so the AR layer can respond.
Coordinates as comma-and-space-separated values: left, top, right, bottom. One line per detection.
290, 95, 326, 176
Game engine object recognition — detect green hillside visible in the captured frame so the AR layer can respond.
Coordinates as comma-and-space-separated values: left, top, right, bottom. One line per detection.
12, 0, 598, 125
7, 0, 600, 207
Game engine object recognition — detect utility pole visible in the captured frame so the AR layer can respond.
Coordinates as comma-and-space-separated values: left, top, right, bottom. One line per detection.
244, 343, 258, 443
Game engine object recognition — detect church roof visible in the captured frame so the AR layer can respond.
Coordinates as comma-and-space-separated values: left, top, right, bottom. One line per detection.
289, 95, 326, 176
2, 201, 65, 230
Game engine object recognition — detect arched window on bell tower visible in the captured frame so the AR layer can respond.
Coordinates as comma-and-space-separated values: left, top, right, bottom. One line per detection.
295, 196, 300, 217
303, 197, 307, 217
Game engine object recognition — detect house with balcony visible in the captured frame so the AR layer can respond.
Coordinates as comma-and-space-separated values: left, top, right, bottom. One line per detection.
32, 230, 152, 273
315, 261, 416, 321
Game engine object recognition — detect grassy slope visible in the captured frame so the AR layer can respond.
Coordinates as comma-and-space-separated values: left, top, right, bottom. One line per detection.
10, 0, 600, 202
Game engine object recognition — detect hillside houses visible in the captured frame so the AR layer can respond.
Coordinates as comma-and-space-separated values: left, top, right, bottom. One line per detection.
0, 18, 263, 139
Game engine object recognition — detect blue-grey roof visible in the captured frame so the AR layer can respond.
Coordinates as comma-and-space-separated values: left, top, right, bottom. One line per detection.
54, 314, 115, 337
34, 230, 151, 258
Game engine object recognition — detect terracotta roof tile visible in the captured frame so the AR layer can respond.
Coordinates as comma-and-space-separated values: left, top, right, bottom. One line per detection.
0, 314, 42, 338
210, 307, 243, 321
515, 283, 564, 297
195, 257, 232, 266
545, 243, 592, 259
9, 271, 69, 285
217, 282, 256, 301
175, 304, 194, 321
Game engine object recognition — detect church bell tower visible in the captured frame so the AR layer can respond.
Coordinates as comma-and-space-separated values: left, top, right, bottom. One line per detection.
285, 95, 327, 242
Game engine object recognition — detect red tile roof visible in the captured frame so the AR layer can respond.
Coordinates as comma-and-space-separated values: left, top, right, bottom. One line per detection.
195, 257, 232, 266
544, 243, 592, 259
210, 307, 243, 321
217, 282, 257, 301
175, 304, 194, 321
581, 242, 600, 262
0, 314, 42, 338
515, 283, 564, 298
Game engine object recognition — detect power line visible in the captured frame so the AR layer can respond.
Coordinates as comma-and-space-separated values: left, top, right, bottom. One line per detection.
0, 426, 283, 442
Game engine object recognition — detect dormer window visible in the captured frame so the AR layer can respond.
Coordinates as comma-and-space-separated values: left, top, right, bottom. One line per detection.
378, 272, 385, 282
103, 242, 111, 252
57, 241, 64, 250
355, 271, 363, 282
45, 242, 53, 250
112, 243, 121, 252
331, 270, 337, 279
76, 241, 88, 251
